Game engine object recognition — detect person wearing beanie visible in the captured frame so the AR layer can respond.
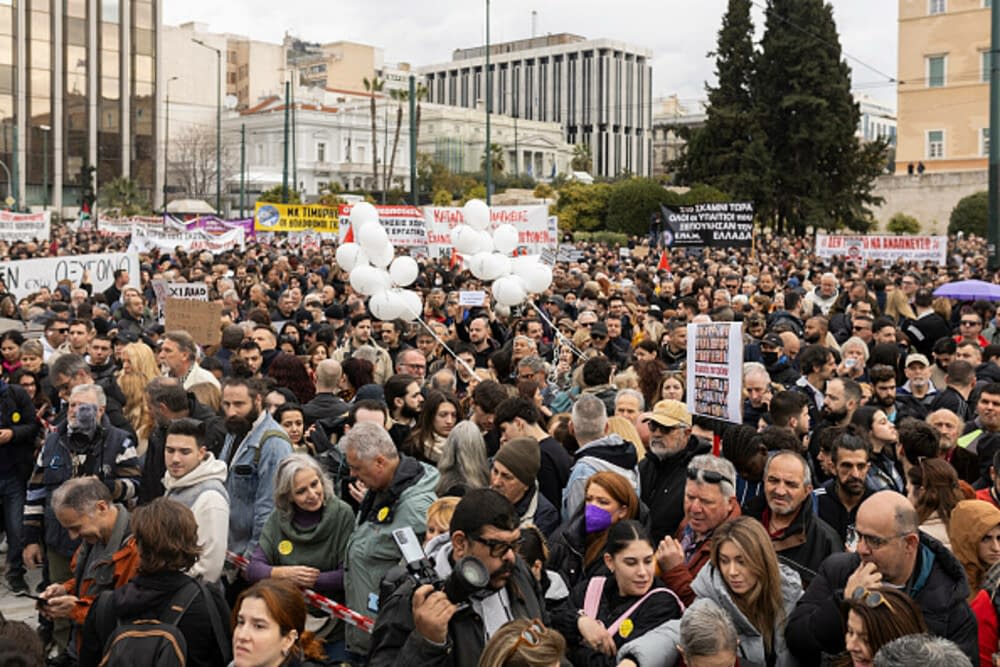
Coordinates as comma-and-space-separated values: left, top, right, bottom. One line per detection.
490, 437, 560, 536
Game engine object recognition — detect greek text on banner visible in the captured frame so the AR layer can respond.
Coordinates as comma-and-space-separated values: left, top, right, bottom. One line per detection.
254, 202, 340, 233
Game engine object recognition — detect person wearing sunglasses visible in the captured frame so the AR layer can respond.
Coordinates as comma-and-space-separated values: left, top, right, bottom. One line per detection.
787, 491, 978, 665
655, 455, 740, 606
368, 488, 547, 667
842, 586, 927, 667
41, 316, 70, 363
478, 618, 566, 667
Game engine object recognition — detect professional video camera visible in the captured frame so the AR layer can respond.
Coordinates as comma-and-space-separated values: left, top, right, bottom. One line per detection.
392, 526, 489, 605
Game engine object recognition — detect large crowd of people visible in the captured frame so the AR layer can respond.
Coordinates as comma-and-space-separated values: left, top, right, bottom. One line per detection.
1, 225, 999, 666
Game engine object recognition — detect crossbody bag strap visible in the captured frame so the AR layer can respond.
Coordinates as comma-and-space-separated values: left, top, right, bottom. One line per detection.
606, 587, 685, 637
582, 576, 605, 619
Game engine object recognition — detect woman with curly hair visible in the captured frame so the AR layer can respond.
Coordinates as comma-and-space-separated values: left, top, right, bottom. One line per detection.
338, 357, 374, 402
404, 390, 460, 464
267, 353, 315, 404
118, 370, 155, 457
634, 360, 667, 408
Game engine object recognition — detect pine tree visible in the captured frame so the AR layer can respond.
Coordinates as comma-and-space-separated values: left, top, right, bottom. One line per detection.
679, 0, 770, 207
755, 0, 883, 234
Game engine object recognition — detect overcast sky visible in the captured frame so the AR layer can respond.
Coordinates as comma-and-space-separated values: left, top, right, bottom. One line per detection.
164, 0, 898, 110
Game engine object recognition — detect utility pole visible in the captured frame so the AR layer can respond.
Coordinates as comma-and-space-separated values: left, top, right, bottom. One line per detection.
39, 125, 50, 210
291, 81, 297, 198
282, 80, 290, 204
382, 104, 388, 203
191, 39, 222, 214
240, 123, 246, 218
163, 76, 178, 212
990, 0, 1000, 269
485, 0, 492, 204
11, 124, 17, 209
409, 75, 417, 205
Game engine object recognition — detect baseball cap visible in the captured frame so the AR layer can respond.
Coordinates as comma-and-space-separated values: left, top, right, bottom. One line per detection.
645, 400, 692, 429
905, 353, 930, 367
590, 322, 609, 338
761, 333, 784, 349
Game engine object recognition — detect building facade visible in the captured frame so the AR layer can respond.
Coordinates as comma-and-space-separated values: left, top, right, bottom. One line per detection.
419, 33, 653, 179
650, 96, 705, 180
855, 93, 897, 145
895, 0, 989, 173
2, 0, 158, 213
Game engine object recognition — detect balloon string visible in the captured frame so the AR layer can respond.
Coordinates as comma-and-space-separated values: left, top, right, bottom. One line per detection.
412, 314, 477, 377
528, 301, 587, 359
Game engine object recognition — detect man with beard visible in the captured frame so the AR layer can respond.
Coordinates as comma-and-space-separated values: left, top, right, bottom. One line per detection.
793, 345, 837, 427
368, 489, 546, 667
821, 377, 861, 429
744, 450, 842, 587
804, 315, 831, 346
897, 353, 938, 414
138, 377, 226, 504
869, 364, 925, 422
928, 408, 977, 484
662, 318, 687, 370
331, 313, 393, 384
958, 382, 1000, 486
465, 314, 501, 370
218, 377, 292, 571
814, 429, 873, 546
929, 337, 956, 391
770, 390, 811, 448
385, 374, 423, 448
639, 400, 711, 543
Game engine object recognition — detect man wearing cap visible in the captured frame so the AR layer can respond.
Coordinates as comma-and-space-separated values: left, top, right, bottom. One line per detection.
494, 397, 573, 513
490, 437, 560, 536
589, 322, 627, 371
759, 333, 800, 387
639, 400, 711, 544
897, 353, 938, 416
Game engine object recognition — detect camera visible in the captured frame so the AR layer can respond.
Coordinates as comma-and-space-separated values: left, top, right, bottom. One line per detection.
392, 527, 489, 605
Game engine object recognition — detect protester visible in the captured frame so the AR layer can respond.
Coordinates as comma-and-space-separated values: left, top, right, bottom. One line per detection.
841, 587, 928, 667
477, 618, 566, 667
231, 578, 329, 667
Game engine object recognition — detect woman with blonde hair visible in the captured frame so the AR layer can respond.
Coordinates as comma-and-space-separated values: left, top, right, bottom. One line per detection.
606, 416, 646, 460
118, 370, 154, 457
478, 618, 566, 667
119, 341, 158, 382
884, 287, 917, 324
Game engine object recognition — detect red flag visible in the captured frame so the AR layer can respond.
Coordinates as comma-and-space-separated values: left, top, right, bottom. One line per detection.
343, 223, 354, 243
449, 248, 461, 270
657, 250, 670, 272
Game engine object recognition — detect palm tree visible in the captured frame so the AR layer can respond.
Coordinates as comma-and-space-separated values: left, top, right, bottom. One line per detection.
480, 143, 505, 176
414, 83, 428, 151
362, 76, 385, 192
386, 89, 407, 192
571, 143, 592, 173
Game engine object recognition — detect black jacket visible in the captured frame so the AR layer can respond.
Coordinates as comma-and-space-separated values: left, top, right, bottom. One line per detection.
639, 437, 711, 544
0, 381, 39, 480
368, 555, 547, 667
547, 510, 613, 589
785, 532, 978, 665
79, 571, 231, 667
538, 435, 573, 516
139, 394, 225, 505
928, 387, 971, 423
743, 495, 843, 587
302, 391, 351, 432
814, 479, 873, 545
903, 312, 953, 357
514, 486, 560, 538
765, 357, 801, 388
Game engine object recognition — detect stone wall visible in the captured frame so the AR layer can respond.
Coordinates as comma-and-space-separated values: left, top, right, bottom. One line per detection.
871, 170, 988, 233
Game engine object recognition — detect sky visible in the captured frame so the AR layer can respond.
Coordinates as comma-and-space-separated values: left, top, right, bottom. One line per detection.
164, 0, 899, 111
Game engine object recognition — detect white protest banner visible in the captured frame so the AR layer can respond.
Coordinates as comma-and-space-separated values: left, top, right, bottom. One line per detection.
97, 216, 163, 237
424, 205, 552, 260
815, 234, 948, 266
0, 211, 51, 243
459, 291, 486, 307
686, 322, 744, 424
0, 252, 140, 301
337, 204, 428, 248
128, 225, 245, 254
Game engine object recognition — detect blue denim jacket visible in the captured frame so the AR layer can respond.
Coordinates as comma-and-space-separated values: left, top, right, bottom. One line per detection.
219, 412, 292, 558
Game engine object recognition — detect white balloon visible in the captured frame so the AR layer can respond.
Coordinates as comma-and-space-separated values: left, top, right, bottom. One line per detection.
463, 199, 491, 231
397, 289, 423, 322
451, 225, 482, 255
477, 230, 495, 254
350, 266, 391, 296
389, 256, 419, 287
358, 221, 389, 253
520, 262, 553, 293
492, 275, 528, 306
368, 290, 402, 321
482, 253, 511, 281
469, 252, 492, 280
493, 224, 519, 254
335, 243, 369, 272
367, 241, 395, 268
349, 202, 379, 228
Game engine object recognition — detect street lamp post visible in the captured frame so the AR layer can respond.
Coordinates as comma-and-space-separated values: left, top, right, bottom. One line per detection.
192, 38, 222, 215
38, 125, 50, 210
485, 0, 491, 204
163, 76, 178, 212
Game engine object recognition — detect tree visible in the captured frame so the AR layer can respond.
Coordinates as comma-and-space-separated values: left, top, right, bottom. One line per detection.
386, 89, 408, 193
461, 184, 487, 205
258, 185, 301, 204
552, 182, 612, 231
481, 143, 505, 176
317, 181, 344, 208
97, 177, 151, 216
571, 144, 592, 173
433, 189, 453, 206
362, 76, 385, 192
886, 212, 921, 235
533, 183, 555, 201
949, 191, 988, 236
605, 178, 668, 236
755, 0, 883, 234
170, 125, 237, 205
677, 0, 770, 209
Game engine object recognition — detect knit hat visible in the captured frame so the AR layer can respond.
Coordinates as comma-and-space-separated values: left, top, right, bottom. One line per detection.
494, 437, 540, 487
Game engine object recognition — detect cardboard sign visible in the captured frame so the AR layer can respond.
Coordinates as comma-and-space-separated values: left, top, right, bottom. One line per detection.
164, 298, 222, 347
459, 291, 486, 307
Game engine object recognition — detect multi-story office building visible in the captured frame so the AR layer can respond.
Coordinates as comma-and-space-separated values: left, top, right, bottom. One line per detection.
896, 0, 990, 173
855, 93, 897, 146
2, 0, 159, 212
419, 33, 653, 179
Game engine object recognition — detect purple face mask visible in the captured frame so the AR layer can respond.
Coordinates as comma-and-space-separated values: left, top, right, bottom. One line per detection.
584, 503, 614, 534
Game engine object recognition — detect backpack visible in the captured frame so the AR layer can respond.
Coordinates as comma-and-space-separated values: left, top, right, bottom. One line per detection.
93, 579, 230, 667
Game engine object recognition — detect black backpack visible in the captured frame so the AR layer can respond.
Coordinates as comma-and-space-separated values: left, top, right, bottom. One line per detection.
93, 580, 230, 667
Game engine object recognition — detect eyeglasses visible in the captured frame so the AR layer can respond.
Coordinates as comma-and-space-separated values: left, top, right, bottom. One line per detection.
961, 320, 982, 327
400, 362, 426, 371
686, 468, 734, 488
52, 328, 68, 334
473, 535, 524, 558
852, 325, 870, 332
855, 530, 905, 550
505, 620, 548, 659
53, 380, 71, 394
850, 586, 895, 612
648, 420, 681, 434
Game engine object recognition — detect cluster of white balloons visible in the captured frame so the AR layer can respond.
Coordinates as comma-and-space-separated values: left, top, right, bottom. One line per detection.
335, 202, 423, 322
451, 199, 554, 307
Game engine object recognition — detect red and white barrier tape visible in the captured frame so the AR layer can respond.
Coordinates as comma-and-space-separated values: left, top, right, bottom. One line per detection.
225, 550, 375, 634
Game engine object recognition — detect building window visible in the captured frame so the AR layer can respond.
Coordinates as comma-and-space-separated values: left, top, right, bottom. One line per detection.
986, 0, 992, 8
984, 128, 991, 157
927, 130, 945, 158
985, 50, 993, 84
317, 141, 326, 163
927, 55, 946, 87
929, 0, 945, 13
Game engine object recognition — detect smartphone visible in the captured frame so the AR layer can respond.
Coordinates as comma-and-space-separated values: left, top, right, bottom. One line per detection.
16, 591, 45, 601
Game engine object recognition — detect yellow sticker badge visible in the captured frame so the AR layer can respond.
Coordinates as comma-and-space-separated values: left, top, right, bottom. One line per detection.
278, 540, 293, 556
619, 619, 634, 638
377, 507, 390, 523
11, 412, 19, 423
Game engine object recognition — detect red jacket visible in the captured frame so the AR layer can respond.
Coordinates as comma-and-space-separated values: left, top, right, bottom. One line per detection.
661, 502, 741, 606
